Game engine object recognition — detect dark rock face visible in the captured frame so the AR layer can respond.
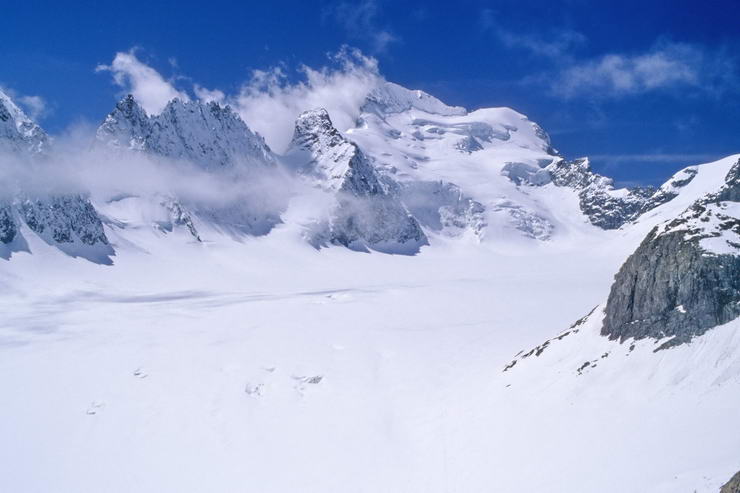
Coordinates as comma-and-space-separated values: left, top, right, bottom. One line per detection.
19, 196, 109, 246
721, 470, 740, 493
601, 228, 740, 346
601, 159, 740, 347
0, 204, 17, 243
547, 158, 656, 230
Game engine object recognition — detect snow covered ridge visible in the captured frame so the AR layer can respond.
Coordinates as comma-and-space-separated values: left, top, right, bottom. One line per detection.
600, 157, 740, 347
545, 157, 697, 230
0, 81, 738, 261
286, 108, 427, 253
0, 89, 49, 155
0, 89, 110, 262
656, 157, 740, 254
499, 156, 740, 355
361, 81, 467, 117
96, 95, 275, 169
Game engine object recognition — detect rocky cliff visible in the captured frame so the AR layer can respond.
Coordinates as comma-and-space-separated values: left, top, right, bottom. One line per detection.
601, 158, 740, 347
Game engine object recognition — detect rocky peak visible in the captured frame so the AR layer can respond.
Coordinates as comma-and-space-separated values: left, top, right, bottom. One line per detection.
289, 108, 364, 190
288, 108, 427, 253
96, 94, 151, 150
96, 95, 274, 169
291, 108, 346, 156
0, 89, 49, 154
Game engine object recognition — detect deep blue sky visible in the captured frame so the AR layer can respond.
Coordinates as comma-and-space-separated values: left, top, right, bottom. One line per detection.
2, 0, 739, 186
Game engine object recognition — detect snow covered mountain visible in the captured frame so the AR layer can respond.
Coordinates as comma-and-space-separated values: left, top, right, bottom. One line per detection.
0, 90, 110, 261
94, 95, 285, 240
96, 95, 274, 169
286, 108, 426, 253
1, 80, 740, 492
0, 89, 49, 155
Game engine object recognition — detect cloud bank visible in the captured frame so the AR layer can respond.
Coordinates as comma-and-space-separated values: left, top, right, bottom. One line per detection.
96, 50, 190, 115
233, 48, 382, 152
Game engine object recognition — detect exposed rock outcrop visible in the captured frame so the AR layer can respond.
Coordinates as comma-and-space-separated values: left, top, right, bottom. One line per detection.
721, 470, 740, 493
547, 157, 656, 229
601, 159, 740, 347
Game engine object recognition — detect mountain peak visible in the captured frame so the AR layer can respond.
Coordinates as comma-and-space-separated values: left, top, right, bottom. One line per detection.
0, 88, 49, 155
362, 81, 467, 117
96, 95, 274, 168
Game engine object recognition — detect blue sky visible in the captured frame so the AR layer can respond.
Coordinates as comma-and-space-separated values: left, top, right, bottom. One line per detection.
2, 0, 739, 186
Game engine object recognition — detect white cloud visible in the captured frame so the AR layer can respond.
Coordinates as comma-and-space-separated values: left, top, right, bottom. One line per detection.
552, 41, 735, 98
0, 86, 50, 121
323, 0, 399, 54
96, 50, 189, 115
94, 47, 383, 154
233, 47, 383, 152
18, 95, 48, 121
194, 84, 225, 104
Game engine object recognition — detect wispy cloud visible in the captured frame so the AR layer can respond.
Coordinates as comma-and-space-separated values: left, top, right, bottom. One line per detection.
1, 86, 50, 121
193, 84, 225, 104
17, 95, 48, 121
323, 0, 399, 54
480, 8, 585, 60
551, 41, 738, 99
96, 49, 189, 115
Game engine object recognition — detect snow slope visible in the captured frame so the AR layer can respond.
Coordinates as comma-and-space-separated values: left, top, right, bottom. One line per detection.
0, 84, 739, 492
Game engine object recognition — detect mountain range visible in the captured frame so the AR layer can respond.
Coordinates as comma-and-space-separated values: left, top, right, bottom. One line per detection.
1, 80, 738, 492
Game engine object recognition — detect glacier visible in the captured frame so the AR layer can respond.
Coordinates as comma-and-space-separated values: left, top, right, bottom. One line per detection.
0, 79, 739, 493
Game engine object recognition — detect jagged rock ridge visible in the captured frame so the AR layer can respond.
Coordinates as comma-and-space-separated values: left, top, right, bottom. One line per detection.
288, 108, 427, 253
545, 157, 699, 230
0, 91, 109, 258
95, 95, 285, 239
96, 95, 274, 169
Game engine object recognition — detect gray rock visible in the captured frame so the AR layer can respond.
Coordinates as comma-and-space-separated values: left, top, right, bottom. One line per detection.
547, 157, 659, 230
721, 470, 740, 493
454, 135, 483, 154
601, 159, 740, 347
19, 195, 109, 246
0, 203, 18, 243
